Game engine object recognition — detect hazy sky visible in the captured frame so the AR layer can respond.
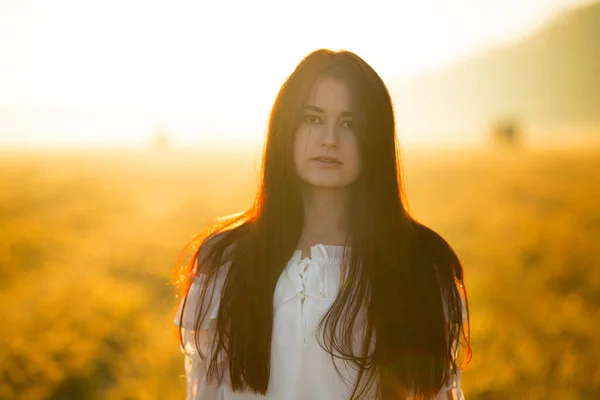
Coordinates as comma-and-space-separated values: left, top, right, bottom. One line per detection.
0, 0, 593, 148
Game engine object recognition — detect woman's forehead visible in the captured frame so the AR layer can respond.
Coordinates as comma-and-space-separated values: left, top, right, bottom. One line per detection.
304, 77, 353, 114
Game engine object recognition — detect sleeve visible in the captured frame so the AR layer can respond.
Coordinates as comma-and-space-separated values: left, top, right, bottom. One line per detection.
430, 345, 466, 399
180, 328, 206, 400
174, 273, 224, 400
435, 284, 467, 400
174, 274, 222, 332
441, 287, 467, 327
445, 372, 466, 400
427, 368, 464, 400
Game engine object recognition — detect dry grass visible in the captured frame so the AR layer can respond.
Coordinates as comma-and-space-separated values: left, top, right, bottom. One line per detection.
0, 146, 598, 399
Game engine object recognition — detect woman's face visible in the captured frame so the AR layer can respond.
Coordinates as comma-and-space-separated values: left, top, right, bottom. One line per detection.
293, 77, 361, 188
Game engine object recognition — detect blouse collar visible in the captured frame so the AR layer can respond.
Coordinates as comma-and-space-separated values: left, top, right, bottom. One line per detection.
286, 243, 350, 298
290, 243, 349, 263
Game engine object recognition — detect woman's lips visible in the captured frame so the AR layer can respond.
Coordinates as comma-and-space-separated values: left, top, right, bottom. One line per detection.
311, 156, 342, 165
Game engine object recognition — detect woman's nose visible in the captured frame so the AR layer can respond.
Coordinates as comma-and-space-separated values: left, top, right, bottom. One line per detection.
319, 123, 339, 147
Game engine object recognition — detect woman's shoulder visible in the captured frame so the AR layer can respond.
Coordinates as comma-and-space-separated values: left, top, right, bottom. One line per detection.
175, 230, 236, 331
410, 219, 463, 281
195, 226, 245, 277
411, 220, 468, 325
410, 220, 454, 252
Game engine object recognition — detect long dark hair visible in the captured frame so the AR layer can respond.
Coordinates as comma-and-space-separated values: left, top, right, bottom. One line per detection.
174, 49, 471, 399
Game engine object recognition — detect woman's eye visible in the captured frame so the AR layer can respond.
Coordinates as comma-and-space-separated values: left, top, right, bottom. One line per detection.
341, 120, 354, 130
303, 114, 321, 125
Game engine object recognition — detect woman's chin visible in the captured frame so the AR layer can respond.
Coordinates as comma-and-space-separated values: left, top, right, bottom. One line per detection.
300, 176, 356, 189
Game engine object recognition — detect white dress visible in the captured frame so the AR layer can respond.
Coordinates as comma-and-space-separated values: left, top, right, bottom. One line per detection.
174, 244, 465, 399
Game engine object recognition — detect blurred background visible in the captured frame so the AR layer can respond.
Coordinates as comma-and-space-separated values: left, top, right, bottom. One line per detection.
1, 0, 599, 398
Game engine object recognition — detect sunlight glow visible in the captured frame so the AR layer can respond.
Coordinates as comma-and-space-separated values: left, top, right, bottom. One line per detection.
0, 0, 591, 148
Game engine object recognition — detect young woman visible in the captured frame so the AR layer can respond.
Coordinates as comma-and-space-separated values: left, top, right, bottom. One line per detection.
174, 49, 471, 399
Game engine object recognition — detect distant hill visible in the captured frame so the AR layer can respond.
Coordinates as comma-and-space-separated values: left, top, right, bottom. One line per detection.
390, 1, 600, 145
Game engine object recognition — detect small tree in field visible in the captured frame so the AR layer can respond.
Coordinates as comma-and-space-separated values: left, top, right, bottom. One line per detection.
491, 118, 522, 148
149, 126, 172, 151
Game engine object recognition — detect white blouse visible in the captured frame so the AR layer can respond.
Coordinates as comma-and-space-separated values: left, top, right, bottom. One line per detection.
174, 243, 465, 400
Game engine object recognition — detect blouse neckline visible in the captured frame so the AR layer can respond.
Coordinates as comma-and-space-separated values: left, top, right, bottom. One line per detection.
291, 243, 349, 263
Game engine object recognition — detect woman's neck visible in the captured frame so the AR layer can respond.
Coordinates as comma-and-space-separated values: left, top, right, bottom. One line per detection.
297, 185, 352, 256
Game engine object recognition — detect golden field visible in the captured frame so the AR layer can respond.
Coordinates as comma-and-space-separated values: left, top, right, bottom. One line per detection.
0, 146, 598, 399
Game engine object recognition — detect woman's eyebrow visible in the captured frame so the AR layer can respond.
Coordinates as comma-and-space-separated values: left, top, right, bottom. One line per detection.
303, 105, 353, 117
